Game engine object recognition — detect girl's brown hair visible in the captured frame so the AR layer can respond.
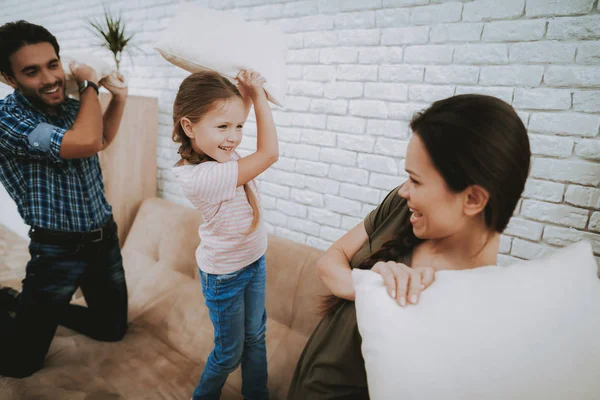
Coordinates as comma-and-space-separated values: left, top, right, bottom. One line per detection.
321, 94, 530, 316
172, 71, 261, 233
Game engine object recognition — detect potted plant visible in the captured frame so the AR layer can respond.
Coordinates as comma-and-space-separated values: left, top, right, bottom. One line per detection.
89, 6, 135, 73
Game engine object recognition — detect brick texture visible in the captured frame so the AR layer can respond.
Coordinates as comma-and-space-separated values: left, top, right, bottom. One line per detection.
0, 0, 598, 262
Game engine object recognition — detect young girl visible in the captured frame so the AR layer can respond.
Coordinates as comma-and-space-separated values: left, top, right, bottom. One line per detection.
171, 70, 277, 400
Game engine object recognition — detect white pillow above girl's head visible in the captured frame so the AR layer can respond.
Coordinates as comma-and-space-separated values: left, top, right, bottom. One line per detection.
353, 240, 600, 400
153, 3, 287, 107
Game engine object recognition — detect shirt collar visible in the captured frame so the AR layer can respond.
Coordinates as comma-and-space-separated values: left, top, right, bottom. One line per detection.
13, 89, 67, 118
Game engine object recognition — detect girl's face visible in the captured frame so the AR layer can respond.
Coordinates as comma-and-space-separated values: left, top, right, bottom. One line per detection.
182, 97, 246, 163
398, 134, 468, 239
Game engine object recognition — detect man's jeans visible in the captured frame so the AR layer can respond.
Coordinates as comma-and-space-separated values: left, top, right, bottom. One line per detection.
193, 255, 269, 400
0, 219, 128, 377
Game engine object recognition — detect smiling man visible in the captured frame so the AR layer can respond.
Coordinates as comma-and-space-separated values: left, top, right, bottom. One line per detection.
0, 20, 129, 377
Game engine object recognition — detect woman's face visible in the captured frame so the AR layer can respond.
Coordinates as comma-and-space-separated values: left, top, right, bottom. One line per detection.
399, 134, 467, 239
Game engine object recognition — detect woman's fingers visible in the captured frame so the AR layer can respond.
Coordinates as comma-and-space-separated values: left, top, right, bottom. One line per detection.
392, 266, 409, 307
381, 261, 409, 307
373, 262, 397, 300
373, 262, 433, 307
420, 267, 435, 289
407, 271, 422, 304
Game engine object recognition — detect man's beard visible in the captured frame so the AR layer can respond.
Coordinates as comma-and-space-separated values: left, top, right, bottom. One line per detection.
18, 79, 66, 111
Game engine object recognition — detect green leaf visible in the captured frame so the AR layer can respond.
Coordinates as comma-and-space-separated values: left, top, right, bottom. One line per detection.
87, 5, 135, 67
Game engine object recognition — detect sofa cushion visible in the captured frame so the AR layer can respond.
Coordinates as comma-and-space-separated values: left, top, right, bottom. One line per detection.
121, 198, 202, 287
265, 234, 329, 334
0, 197, 328, 399
1, 323, 208, 399
121, 200, 330, 397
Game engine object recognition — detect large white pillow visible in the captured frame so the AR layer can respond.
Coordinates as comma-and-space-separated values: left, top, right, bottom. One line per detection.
0, 52, 122, 99
154, 4, 287, 107
353, 241, 600, 400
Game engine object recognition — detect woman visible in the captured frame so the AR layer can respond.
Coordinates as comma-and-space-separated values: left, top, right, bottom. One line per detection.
288, 94, 531, 399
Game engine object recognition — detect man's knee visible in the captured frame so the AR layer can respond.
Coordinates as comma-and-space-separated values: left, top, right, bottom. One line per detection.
0, 355, 44, 378
98, 321, 128, 342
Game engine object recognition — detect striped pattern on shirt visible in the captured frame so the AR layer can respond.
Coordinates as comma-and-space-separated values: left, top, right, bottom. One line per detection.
172, 152, 267, 274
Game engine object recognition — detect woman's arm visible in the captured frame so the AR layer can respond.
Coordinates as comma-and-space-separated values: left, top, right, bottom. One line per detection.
317, 221, 369, 301
318, 220, 435, 306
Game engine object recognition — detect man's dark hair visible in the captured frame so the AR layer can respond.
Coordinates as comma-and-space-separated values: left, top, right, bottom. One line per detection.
0, 20, 60, 76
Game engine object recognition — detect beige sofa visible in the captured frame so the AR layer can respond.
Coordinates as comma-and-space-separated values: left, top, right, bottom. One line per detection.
0, 198, 330, 399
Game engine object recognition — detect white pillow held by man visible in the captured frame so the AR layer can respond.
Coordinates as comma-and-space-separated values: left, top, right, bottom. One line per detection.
353, 241, 600, 400
0, 52, 123, 99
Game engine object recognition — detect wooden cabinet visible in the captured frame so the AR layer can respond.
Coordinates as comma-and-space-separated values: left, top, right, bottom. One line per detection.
99, 94, 158, 247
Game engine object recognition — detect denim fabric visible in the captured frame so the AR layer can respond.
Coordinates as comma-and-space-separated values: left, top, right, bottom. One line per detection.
0, 219, 128, 377
193, 255, 269, 400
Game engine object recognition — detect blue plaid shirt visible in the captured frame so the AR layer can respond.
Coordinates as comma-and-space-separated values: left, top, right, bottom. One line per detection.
0, 90, 112, 232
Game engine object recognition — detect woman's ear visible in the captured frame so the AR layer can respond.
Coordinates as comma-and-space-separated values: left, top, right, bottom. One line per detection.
180, 117, 196, 139
464, 185, 490, 217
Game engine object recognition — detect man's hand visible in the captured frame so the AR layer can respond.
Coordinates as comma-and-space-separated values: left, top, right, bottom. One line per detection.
69, 61, 98, 85
100, 73, 128, 102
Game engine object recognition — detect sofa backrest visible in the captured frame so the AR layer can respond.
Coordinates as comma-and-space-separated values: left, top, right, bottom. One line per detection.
120, 197, 330, 362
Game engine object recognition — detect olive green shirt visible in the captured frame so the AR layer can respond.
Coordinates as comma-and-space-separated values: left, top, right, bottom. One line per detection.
288, 186, 413, 400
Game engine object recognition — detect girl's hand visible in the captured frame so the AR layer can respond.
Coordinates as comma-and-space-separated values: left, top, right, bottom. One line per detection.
236, 70, 266, 100
371, 262, 435, 307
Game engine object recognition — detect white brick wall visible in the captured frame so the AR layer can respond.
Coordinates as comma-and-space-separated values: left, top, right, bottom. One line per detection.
1, 0, 598, 262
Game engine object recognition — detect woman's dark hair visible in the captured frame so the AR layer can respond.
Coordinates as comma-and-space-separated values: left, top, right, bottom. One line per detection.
321, 94, 531, 316
0, 20, 60, 76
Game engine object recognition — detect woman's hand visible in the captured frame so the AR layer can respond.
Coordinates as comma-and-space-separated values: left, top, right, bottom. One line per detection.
371, 261, 435, 307
235, 70, 266, 100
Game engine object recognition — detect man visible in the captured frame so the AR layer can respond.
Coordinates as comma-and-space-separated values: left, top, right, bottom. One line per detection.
0, 20, 129, 377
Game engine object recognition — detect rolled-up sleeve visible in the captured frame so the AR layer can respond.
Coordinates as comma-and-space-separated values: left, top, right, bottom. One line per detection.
0, 109, 66, 162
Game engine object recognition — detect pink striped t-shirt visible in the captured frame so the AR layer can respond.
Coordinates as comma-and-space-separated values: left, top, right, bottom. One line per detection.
171, 152, 267, 274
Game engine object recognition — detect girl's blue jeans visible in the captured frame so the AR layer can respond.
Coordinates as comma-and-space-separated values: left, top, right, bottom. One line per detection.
193, 255, 269, 400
